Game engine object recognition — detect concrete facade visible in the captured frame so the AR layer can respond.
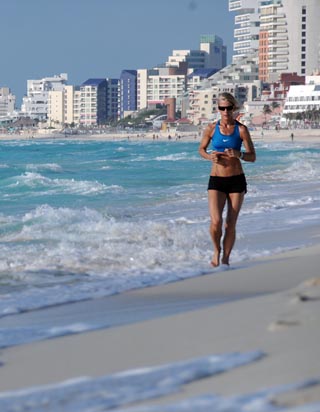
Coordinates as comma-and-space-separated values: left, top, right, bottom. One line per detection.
79, 79, 107, 126
259, 0, 320, 82
0, 87, 16, 117
229, 0, 260, 61
21, 73, 68, 121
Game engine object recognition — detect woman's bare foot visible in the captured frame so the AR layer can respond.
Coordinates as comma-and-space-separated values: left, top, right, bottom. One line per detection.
210, 249, 221, 267
221, 255, 230, 266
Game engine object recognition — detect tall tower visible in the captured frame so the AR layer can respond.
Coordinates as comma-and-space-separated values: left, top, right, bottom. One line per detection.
228, 0, 260, 62
258, 0, 284, 82
282, 0, 320, 76
259, 0, 320, 82
120, 70, 137, 119
200, 34, 227, 69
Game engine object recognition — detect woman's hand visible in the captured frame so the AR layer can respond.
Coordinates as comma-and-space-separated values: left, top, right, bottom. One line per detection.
224, 148, 241, 159
208, 151, 230, 165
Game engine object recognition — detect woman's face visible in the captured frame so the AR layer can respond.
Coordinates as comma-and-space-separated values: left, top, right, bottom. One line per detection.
218, 99, 234, 121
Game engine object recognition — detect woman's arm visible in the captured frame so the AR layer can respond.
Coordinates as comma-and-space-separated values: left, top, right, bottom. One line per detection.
240, 125, 256, 163
198, 123, 215, 160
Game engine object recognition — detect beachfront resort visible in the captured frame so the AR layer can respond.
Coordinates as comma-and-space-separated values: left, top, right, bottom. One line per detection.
1, 0, 320, 138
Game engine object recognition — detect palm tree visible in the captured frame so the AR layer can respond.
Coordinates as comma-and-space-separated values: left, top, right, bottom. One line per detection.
262, 104, 272, 125
271, 101, 280, 111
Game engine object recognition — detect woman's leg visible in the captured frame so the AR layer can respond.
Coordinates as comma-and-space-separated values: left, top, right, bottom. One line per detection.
222, 192, 245, 265
208, 190, 227, 266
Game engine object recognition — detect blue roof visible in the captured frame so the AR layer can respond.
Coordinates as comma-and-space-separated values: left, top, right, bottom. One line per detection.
121, 70, 137, 76
108, 78, 120, 85
187, 68, 218, 79
81, 78, 107, 86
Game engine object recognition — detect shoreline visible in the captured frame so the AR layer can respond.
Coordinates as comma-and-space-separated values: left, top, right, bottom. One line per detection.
1, 243, 320, 409
1, 127, 320, 144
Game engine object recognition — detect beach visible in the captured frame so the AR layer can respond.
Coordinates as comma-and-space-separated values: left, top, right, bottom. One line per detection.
1, 125, 320, 144
0, 129, 320, 411
0, 245, 320, 410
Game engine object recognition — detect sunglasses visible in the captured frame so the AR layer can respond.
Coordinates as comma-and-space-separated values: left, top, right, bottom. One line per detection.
218, 105, 234, 111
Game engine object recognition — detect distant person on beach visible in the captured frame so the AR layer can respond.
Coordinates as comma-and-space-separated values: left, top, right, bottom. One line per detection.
291, 132, 294, 142
198, 92, 256, 267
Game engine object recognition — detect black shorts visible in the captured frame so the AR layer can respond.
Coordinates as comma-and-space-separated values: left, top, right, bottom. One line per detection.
207, 174, 247, 194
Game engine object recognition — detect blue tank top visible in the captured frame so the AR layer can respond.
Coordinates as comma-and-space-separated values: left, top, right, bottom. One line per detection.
211, 120, 242, 152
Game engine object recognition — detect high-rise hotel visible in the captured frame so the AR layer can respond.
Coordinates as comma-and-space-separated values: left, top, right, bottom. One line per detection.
229, 0, 320, 81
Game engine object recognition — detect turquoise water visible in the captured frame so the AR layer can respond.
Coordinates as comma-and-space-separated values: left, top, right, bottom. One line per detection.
0, 137, 320, 327
1, 136, 320, 411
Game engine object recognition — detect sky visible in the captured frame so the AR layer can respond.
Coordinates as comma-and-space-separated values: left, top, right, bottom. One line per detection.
0, 0, 235, 106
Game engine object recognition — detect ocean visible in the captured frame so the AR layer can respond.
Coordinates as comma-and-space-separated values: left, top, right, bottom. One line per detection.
0, 136, 320, 347
1, 135, 320, 411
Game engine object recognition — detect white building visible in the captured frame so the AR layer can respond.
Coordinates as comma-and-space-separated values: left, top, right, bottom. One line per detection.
73, 89, 81, 125
166, 50, 205, 69
259, 0, 320, 81
229, 0, 260, 62
79, 79, 107, 126
47, 85, 77, 127
185, 52, 262, 124
200, 35, 227, 69
21, 73, 68, 120
47, 90, 64, 126
0, 87, 16, 117
208, 52, 260, 90
283, 76, 320, 114
137, 67, 187, 111
282, 0, 320, 77
187, 88, 216, 124
166, 35, 227, 71
187, 83, 252, 125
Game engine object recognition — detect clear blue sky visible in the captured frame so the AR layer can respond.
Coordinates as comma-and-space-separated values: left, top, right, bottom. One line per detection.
0, 0, 235, 105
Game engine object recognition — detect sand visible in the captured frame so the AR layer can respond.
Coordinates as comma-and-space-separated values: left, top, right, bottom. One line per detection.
1, 127, 320, 144
0, 244, 320, 409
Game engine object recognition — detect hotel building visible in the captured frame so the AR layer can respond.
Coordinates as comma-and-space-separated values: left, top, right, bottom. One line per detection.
47, 85, 77, 126
106, 78, 120, 122
259, 0, 320, 82
228, 0, 260, 61
137, 66, 187, 111
0, 87, 16, 117
79, 79, 107, 126
120, 70, 137, 119
21, 73, 68, 121
283, 75, 320, 115
166, 35, 227, 70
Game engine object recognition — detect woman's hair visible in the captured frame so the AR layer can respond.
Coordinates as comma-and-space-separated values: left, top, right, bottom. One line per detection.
218, 92, 240, 111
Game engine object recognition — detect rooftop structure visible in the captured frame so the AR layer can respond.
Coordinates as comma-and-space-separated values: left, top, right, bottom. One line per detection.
229, 0, 260, 62
166, 34, 227, 71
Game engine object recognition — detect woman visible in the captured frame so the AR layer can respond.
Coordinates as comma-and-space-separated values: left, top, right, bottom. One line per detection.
199, 92, 256, 267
